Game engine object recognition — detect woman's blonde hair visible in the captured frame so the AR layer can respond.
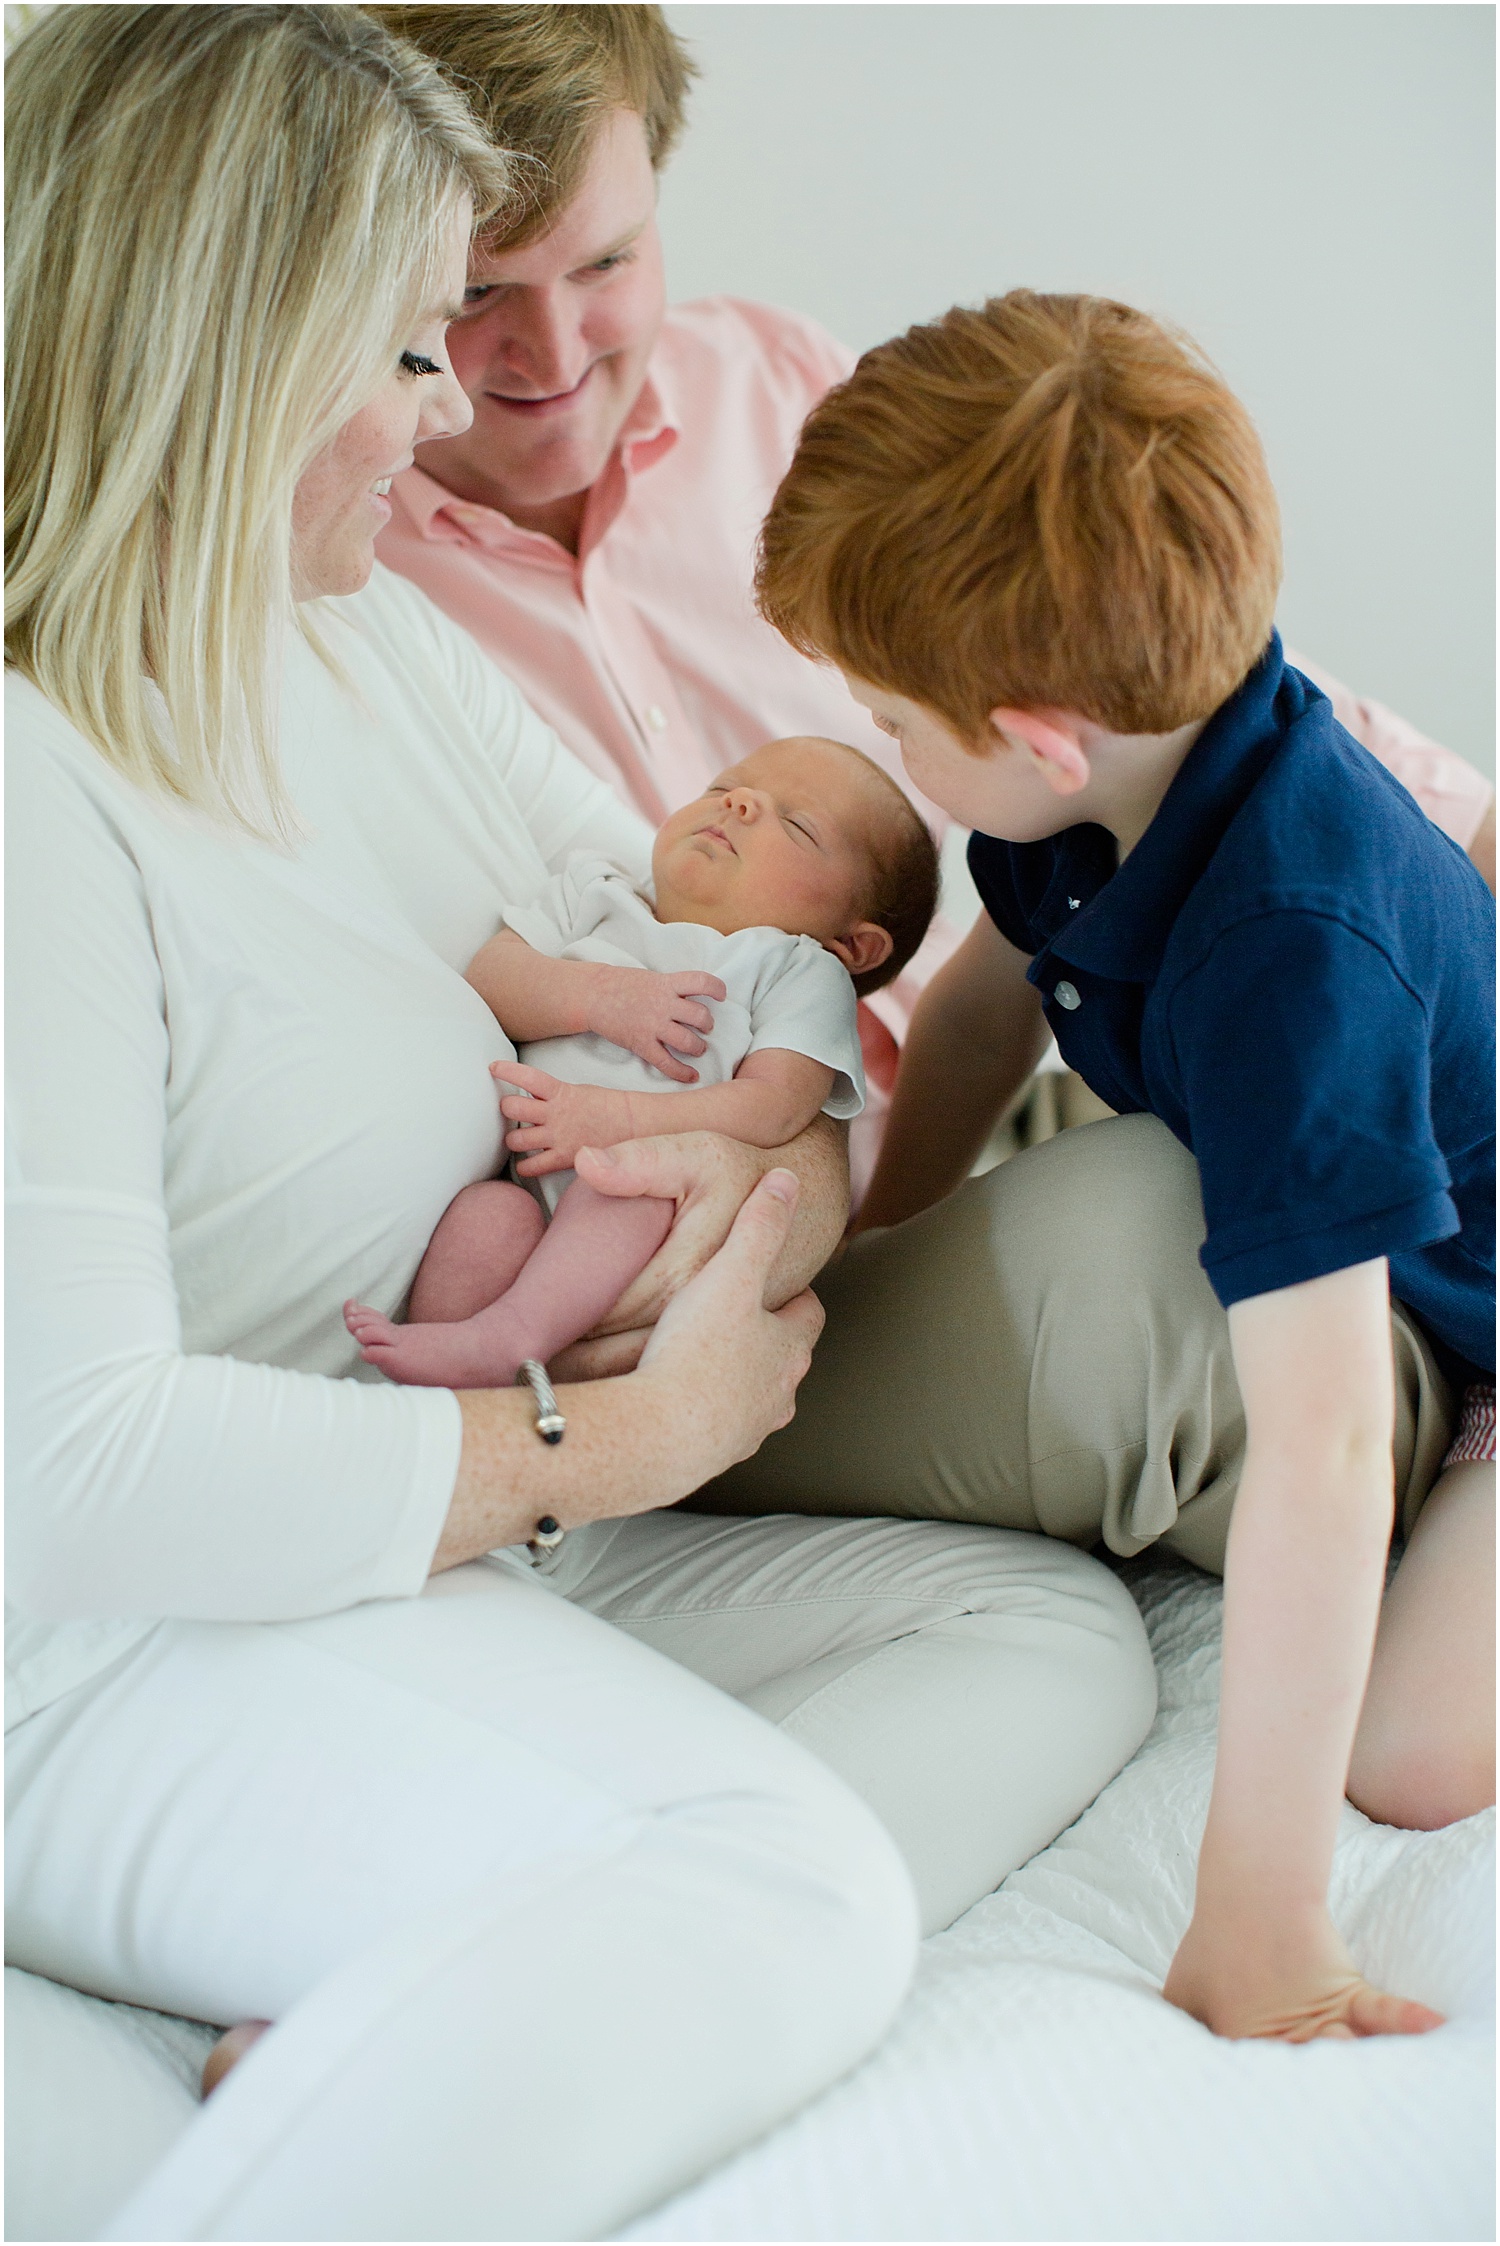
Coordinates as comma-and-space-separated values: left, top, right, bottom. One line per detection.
5, 4, 511, 837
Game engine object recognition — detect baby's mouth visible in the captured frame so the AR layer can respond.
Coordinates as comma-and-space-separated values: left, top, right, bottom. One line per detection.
696, 824, 736, 852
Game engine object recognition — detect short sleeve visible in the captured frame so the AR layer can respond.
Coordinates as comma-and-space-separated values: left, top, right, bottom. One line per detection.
1167, 910, 1458, 1307
745, 941, 866, 1119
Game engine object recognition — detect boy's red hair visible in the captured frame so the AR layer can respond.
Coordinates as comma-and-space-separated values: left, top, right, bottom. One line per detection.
756, 291, 1283, 743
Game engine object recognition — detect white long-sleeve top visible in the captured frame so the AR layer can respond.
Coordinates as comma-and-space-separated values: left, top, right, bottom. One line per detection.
5, 567, 653, 1728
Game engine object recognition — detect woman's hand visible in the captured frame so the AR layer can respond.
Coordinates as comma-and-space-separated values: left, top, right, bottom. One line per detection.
545, 1122, 847, 1380
437, 1171, 823, 1570
1163, 1902, 1443, 2042
637, 1170, 824, 1454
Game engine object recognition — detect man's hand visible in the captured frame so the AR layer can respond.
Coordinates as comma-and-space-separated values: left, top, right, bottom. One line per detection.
494, 1063, 632, 1173
584, 963, 726, 1082
1164, 1901, 1442, 2042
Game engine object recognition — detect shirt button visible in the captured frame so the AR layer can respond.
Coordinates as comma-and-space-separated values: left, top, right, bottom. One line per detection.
1068, 897, 1081, 910
645, 705, 667, 731
1054, 980, 1082, 1010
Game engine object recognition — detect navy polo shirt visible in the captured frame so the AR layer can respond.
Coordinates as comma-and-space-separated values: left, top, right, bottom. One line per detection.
967, 635, 1495, 1378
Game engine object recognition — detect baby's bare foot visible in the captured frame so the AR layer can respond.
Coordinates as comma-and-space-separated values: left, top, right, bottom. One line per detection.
343, 1299, 526, 1390
202, 2019, 270, 2098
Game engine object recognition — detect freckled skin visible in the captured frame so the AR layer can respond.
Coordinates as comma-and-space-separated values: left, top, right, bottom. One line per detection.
291, 210, 473, 599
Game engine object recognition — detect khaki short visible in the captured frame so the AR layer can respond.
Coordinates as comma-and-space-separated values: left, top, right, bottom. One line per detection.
701, 1113, 1454, 1573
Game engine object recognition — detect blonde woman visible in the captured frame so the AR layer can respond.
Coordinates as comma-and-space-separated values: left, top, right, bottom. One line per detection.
4, 9, 1160, 2236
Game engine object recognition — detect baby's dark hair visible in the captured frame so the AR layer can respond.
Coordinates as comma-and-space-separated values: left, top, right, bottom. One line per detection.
836, 745, 941, 998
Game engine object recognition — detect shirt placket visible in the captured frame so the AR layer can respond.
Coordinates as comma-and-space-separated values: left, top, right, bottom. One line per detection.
577, 542, 711, 820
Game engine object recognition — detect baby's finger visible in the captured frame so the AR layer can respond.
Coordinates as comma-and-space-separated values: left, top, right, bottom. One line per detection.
651, 1046, 699, 1085
672, 974, 727, 1003
671, 1005, 714, 1039
504, 1124, 553, 1151
498, 1093, 546, 1121
491, 1061, 558, 1096
665, 1025, 708, 1056
513, 1149, 568, 1177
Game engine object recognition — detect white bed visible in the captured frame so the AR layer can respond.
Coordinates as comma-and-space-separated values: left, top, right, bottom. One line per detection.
7, 1554, 1493, 2243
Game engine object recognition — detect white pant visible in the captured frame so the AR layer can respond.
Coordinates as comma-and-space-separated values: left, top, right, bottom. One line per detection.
6, 1511, 1154, 2241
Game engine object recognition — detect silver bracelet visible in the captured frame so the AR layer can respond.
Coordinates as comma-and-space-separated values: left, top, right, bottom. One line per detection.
517, 1359, 566, 1445
516, 1360, 566, 1555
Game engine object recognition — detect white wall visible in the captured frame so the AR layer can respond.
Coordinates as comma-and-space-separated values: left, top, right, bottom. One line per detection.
659, 4, 1495, 774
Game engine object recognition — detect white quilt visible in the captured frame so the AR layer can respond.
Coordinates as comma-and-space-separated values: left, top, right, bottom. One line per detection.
6, 1556, 1494, 2242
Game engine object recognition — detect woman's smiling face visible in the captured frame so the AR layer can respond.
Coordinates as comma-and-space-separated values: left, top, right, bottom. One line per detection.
290, 207, 473, 600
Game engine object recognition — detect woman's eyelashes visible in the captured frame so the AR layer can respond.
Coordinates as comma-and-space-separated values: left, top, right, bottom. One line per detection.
399, 350, 442, 379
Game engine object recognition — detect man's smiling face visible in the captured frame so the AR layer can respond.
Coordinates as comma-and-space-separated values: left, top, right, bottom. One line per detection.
415, 106, 666, 542
651, 738, 886, 944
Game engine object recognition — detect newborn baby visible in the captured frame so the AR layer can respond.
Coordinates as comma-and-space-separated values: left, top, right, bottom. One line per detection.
345, 737, 939, 1389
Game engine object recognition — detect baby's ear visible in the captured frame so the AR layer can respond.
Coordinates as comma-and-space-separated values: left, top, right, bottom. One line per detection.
825, 922, 894, 979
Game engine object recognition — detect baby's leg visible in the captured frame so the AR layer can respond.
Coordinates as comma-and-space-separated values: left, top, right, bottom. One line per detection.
345, 1184, 673, 1390
408, 1180, 546, 1324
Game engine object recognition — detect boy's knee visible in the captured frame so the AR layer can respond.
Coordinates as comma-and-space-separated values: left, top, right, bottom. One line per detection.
1348, 1729, 1495, 1831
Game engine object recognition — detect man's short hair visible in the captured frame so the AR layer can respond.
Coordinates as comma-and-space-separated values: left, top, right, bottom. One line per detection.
367, 5, 696, 246
756, 291, 1283, 744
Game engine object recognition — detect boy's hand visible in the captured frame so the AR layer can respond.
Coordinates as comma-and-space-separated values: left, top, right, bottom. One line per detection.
584, 965, 727, 1083
494, 1063, 635, 1174
1164, 1902, 1443, 2042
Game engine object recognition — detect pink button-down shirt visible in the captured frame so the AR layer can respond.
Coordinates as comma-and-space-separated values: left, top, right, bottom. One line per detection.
380, 295, 1492, 1175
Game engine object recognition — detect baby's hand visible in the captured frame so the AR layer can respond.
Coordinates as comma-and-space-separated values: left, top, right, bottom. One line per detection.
493, 1064, 636, 1175
584, 965, 726, 1083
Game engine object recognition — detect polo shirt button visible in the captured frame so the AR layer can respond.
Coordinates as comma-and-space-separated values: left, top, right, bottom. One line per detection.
646, 705, 667, 731
1054, 981, 1082, 1010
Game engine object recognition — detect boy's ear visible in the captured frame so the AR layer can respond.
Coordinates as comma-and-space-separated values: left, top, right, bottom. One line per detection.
988, 706, 1090, 797
826, 921, 894, 980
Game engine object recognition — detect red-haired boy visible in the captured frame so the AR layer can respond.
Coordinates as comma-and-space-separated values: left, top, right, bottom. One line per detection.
754, 290, 1494, 2041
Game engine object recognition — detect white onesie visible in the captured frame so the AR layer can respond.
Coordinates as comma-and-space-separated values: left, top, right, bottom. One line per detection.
502, 851, 867, 1211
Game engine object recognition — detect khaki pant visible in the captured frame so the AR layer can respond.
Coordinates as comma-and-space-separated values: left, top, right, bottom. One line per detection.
702, 1113, 1454, 1571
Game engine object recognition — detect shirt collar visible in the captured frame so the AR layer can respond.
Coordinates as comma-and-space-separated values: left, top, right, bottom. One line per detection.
395, 345, 682, 554
618, 358, 680, 473
1051, 632, 1311, 981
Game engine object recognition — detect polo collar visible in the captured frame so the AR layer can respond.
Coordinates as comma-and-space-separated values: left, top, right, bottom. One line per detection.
1050, 633, 1300, 982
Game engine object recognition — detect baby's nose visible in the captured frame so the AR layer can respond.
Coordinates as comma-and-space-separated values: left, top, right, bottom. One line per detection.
723, 786, 762, 820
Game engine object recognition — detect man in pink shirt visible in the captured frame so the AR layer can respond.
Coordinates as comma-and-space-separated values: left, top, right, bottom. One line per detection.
372, 5, 1494, 1180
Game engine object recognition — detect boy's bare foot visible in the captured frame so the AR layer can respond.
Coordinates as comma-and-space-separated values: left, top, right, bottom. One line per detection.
201, 2019, 271, 2098
344, 1299, 526, 1390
